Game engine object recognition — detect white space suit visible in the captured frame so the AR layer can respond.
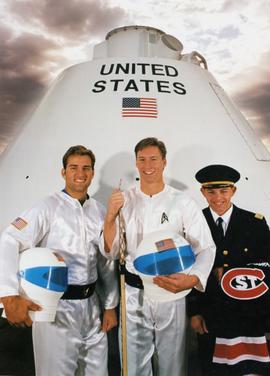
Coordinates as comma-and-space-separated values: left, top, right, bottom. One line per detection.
101, 185, 215, 376
0, 191, 119, 376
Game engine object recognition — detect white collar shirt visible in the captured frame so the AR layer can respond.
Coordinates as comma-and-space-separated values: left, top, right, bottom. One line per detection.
210, 205, 233, 234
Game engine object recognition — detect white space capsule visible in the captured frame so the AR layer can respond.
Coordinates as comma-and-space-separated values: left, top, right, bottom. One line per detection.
1, 25, 270, 230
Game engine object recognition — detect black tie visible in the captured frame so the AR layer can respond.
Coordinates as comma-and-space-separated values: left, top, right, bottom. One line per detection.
216, 217, 224, 239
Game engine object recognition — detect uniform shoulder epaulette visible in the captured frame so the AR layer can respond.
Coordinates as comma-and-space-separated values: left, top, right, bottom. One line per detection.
255, 213, 264, 220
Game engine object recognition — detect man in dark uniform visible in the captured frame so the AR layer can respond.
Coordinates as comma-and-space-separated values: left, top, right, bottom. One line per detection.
188, 164, 270, 376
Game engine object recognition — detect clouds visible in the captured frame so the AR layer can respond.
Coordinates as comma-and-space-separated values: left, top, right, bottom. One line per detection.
8, 0, 128, 42
0, 0, 129, 152
0, 22, 65, 152
231, 51, 270, 144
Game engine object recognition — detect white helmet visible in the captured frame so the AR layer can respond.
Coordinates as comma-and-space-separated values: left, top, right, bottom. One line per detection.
19, 247, 68, 322
134, 230, 195, 301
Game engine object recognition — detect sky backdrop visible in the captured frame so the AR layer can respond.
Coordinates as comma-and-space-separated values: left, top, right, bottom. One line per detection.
1, 0, 270, 154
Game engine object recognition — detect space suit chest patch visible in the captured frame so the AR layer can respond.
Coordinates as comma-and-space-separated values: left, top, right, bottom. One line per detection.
161, 212, 169, 224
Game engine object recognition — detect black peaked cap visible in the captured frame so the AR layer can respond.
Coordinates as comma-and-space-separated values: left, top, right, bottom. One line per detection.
195, 164, 240, 188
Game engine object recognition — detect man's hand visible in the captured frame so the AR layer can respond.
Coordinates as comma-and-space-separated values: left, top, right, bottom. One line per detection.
1, 295, 42, 327
213, 267, 224, 282
106, 190, 124, 223
102, 308, 118, 332
190, 315, 208, 334
153, 273, 199, 293
104, 189, 125, 252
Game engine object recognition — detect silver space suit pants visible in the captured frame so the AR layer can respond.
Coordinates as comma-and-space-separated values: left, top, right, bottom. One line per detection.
33, 293, 108, 376
122, 284, 187, 376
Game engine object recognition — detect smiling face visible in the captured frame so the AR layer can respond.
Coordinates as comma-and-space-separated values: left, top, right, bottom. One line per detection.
201, 186, 236, 215
136, 146, 166, 193
61, 154, 94, 200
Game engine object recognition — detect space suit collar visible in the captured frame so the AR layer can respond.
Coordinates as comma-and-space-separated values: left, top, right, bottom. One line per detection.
58, 190, 90, 207
135, 184, 169, 198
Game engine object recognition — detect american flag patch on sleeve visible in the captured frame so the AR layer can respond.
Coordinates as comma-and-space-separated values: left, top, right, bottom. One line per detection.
11, 217, 28, 230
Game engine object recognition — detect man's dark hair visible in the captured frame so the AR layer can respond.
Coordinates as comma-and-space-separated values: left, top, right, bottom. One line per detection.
134, 137, 167, 159
62, 145, 96, 169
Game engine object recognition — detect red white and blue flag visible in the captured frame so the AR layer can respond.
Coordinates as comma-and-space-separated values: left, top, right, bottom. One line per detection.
122, 97, 158, 118
11, 217, 28, 231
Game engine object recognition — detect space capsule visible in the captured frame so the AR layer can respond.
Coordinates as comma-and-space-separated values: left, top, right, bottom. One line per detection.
1, 25, 270, 230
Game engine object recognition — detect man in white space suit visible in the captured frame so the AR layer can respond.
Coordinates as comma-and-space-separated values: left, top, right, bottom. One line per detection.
0, 145, 119, 376
101, 137, 215, 376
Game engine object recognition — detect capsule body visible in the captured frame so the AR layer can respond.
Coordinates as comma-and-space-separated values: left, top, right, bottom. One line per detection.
1, 26, 269, 229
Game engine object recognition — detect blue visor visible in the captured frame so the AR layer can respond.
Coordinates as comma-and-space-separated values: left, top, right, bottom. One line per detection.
19, 266, 68, 292
134, 245, 195, 276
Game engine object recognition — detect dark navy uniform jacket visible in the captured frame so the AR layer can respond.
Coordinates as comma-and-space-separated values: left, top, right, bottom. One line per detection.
204, 205, 270, 269
188, 205, 270, 332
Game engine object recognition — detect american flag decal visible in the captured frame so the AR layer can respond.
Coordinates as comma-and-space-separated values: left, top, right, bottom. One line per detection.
11, 217, 28, 231
155, 238, 176, 252
122, 97, 158, 118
